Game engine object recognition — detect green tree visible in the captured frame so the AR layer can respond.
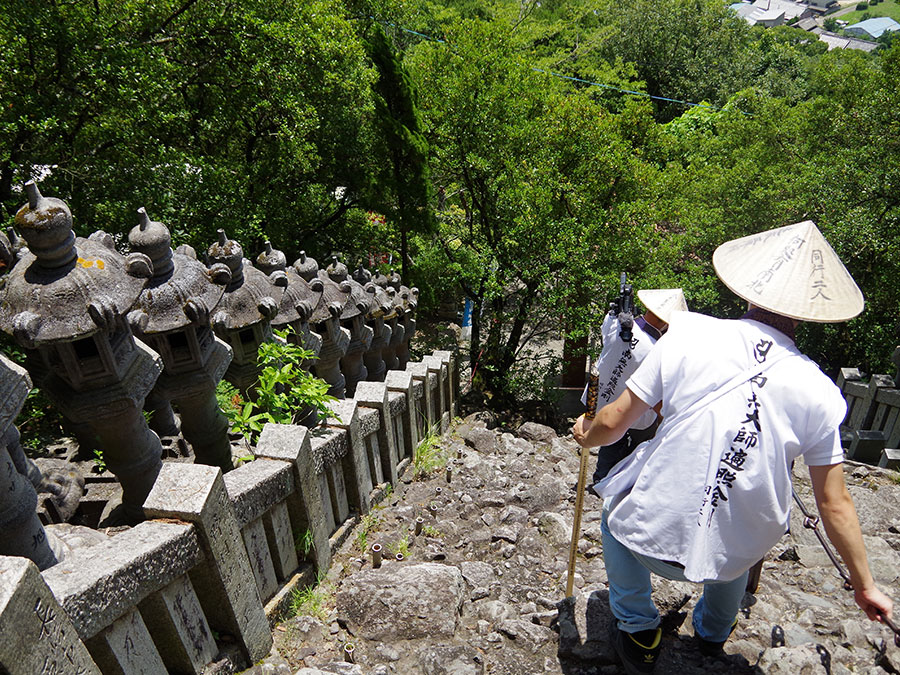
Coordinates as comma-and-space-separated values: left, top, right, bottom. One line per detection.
1, 0, 378, 258
591, 0, 752, 120
364, 24, 434, 277
408, 19, 651, 404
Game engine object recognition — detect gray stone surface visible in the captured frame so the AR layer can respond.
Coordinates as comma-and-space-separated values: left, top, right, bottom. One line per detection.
87, 607, 168, 674
242, 516, 279, 602
336, 562, 465, 640
431, 350, 457, 418
139, 573, 217, 673
223, 458, 294, 528
536, 511, 570, 547
42, 519, 201, 640
406, 362, 434, 432
325, 400, 373, 514
264, 499, 300, 579
419, 644, 484, 674
255, 424, 332, 572
0, 556, 100, 674
355, 382, 401, 487
0, 437, 58, 569
459, 561, 497, 589
143, 463, 272, 664
0, 353, 30, 433
264, 418, 897, 674
463, 427, 498, 454
516, 422, 557, 445
385, 369, 418, 461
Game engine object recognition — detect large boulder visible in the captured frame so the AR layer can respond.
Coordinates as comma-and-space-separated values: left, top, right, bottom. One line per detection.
463, 427, 498, 454
336, 563, 465, 640
516, 422, 557, 445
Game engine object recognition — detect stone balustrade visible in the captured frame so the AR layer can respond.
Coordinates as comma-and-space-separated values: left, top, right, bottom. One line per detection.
0, 349, 458, 675
837, 366, 900, 469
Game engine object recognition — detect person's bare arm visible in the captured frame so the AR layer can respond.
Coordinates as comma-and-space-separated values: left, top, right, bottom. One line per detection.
808, 463, 893, 621
572, 388, 652, 448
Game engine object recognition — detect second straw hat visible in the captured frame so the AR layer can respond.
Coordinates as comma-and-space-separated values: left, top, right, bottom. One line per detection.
636, 288, 688, 324
712, 220, 863, 323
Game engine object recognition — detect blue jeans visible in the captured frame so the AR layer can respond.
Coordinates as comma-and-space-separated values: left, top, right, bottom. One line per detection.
601, 508, 748, 642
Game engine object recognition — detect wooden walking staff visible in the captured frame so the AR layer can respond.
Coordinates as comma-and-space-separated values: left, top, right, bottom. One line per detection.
566, 361, 601, 597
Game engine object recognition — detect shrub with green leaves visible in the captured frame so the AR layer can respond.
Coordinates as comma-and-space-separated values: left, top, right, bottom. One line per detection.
216, 327, 337, 443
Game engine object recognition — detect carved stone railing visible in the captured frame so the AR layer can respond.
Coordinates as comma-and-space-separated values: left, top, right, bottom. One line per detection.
0, 350, 458, 675
837, 366, 900, 469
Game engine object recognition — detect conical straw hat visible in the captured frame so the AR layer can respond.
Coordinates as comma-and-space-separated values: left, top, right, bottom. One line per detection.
712, 221, 863, 323
636, 288, 688, 324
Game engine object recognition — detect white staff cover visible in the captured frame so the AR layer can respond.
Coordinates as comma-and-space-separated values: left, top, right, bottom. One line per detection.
636, 288, 688, 324
712, 221, 863, 323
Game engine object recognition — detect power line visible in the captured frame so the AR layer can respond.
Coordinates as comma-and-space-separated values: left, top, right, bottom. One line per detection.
531, 68, 721, 110
382, 20, 731, 112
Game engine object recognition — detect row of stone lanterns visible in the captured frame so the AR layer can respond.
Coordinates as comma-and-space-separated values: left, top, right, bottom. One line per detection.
0, 182, 418, 525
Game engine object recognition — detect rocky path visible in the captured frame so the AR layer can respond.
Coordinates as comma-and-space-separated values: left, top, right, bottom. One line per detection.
246, 415, 900, 675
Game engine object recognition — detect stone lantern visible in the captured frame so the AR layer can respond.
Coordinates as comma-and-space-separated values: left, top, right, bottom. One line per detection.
386, 272, 419, 370
127, 208, 235, 472
256, 241, 324, 359
326, 256, 374, 397
351, 262, 372, 286
0, 181, 163, 522
304, 256, 351, 398
381, 286, 402, 372
355, 266, 396, 383
0, 353, 62, 570
206, 230, 280, 396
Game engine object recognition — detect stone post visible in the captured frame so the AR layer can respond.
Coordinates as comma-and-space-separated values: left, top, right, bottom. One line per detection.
406, 361, 434, 436
222, 459, 298, 602
385, 370, 419, 462
432, 350, 458, 417
0, 557, 100, 674
248, 424, 331, 571
354, 382, 400, 487
422, 355, 447, 431
143, 463, 272, 664
847, 374, 895, 431
325, 399, 373, 515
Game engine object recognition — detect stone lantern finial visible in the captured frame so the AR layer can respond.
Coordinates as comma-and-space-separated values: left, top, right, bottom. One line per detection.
293, 250, 319, 282
327, 255, 349, 283
207, 229, 244, 286
129, 208, 174, 279
352, 263, 372, 285
15, 181, 77, 269
256, 241, 288, 275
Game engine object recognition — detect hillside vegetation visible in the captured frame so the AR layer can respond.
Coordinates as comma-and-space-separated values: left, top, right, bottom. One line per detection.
3, 0, 899, 405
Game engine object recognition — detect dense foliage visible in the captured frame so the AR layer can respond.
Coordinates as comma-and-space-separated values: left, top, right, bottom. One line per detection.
3, 0, 899, 406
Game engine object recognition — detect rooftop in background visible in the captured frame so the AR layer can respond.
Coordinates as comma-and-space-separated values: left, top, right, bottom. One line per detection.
844, 15, 900, 38
813, 28, 881, 50
730, 0, 813, 26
